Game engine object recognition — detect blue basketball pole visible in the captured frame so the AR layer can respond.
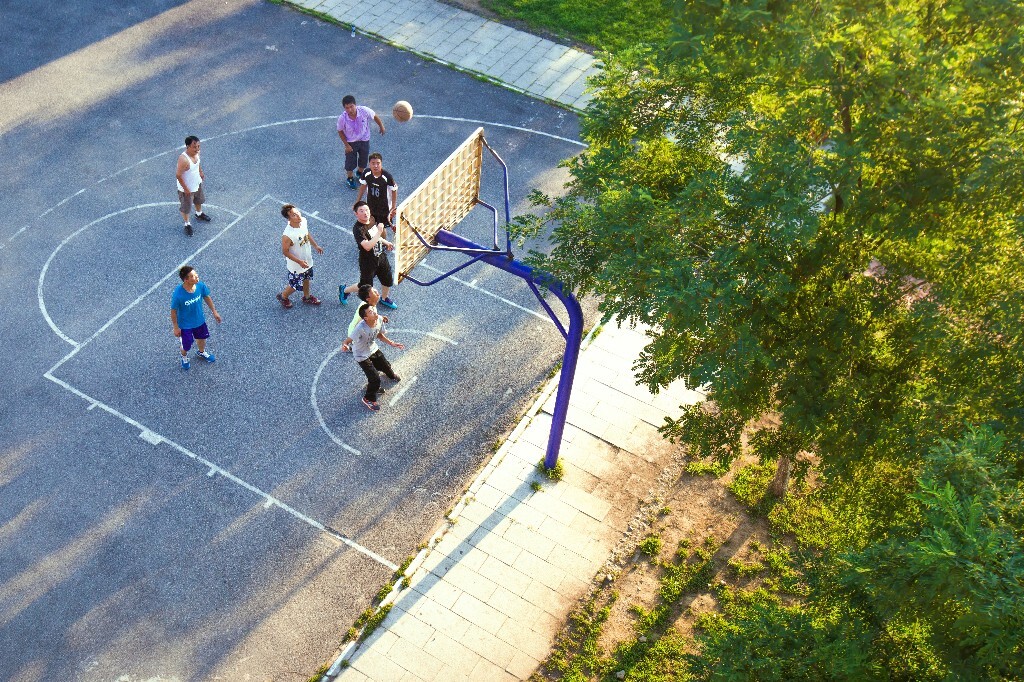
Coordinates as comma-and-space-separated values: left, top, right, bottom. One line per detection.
435, 230, 584, 468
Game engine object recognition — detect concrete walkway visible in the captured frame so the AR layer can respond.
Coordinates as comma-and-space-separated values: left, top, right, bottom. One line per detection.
286, 0, 599, 110
329, 322, 703, 680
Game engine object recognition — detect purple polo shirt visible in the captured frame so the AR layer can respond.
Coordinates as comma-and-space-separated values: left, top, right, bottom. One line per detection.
336, 106, 376, 142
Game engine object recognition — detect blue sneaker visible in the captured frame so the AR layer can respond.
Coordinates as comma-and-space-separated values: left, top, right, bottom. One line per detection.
346, 177, 358, 190
197, 350, 216, 363
339, 285, 349, 305
180, 354, 190, 371
379, 297, 397, 310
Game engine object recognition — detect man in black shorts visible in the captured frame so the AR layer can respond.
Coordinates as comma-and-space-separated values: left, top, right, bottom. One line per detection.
356, 152, 397, 232
340, 200, 398, 309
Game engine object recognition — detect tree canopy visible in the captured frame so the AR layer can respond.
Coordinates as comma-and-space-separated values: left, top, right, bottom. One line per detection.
517, 0, 1024, 498
514, 0, 1024, 677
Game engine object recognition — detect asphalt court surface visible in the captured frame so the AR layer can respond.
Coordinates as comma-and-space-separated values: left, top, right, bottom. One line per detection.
1, 0, 588, 679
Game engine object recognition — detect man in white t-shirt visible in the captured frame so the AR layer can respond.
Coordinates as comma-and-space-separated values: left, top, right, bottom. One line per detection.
276, 204, 324, 308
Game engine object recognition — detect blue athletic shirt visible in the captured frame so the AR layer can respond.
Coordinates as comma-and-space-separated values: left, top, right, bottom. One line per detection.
171, 281, 210, 330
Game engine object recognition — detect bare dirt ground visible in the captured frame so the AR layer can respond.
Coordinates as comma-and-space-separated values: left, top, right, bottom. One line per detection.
528, 420, 778, 681
596, 452, 770, 654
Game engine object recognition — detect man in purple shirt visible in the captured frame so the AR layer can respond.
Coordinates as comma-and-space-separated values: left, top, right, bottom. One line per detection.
337, 94, 386, 190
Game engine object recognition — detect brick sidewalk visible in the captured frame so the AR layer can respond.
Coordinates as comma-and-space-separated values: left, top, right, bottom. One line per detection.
286, 0, 599, 109
330, 323, 704, 680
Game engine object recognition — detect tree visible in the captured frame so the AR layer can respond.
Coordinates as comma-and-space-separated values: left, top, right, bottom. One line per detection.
515, 0, 1024, 506
685, 427, 1024, 681
835, 426, 1024, 679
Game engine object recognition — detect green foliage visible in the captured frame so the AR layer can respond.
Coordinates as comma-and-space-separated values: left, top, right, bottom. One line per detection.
513, 0, 1024, 675
726, 461, 775, 510
374, 582, 393, 603
726, 558, 764, 579
514, 0, 1024, 521
834, 427, 1024, 679
637, 539, 719, 633
638, 534, 663, 559
482, 0, 672, 52
683, 457, 728, 477
306, 660, 331, 682
530, 480, 544, 492
358, 604, 392, 641
610, 631, 694, 682
537, 458, 565, 481
691, 589, 879, 681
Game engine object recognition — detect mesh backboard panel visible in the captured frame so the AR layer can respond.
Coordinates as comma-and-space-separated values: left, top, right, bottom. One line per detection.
395, 127, 484, 282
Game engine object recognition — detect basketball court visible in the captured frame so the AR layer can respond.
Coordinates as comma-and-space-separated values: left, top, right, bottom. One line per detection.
0, 1, 590, 679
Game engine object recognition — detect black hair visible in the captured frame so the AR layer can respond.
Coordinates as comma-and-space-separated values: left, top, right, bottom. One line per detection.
358, 302, 372, 319
281, 203, 296, 219
184, 135, 199, 147
342, 94, 356, 106
358, 284, 374, 301
178, 265, 194, 281
353, 200, 368, 211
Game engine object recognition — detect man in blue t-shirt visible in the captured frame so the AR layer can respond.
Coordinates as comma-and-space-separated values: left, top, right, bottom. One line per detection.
170, 264, 223, 370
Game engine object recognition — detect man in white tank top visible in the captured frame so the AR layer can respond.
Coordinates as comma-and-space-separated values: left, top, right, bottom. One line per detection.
175, 135, 211, 236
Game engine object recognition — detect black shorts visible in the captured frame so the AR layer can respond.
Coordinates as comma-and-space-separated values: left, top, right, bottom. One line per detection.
359, 253, 394, 288
370, 210, 392, 230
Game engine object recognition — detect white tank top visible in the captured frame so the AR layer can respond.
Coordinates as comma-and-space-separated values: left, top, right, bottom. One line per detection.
176, 153, 202, 192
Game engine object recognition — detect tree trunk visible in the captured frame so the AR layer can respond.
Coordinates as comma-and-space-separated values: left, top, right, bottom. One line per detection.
769, 456, 791, 498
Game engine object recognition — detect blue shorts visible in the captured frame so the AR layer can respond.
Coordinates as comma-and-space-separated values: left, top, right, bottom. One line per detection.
288, 267, 314, 290
180, 323, 210, 353
345, 140, 370, 172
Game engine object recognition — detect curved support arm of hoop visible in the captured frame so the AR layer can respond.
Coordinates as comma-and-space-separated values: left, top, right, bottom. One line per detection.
479, 135, 513, 254
435, 230, 584, 469
402, 253, 488, 287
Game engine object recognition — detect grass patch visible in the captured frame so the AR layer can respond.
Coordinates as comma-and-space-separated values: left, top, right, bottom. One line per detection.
638, 534, 663, 560
726, 460, 777, 514
684, 459, 729, 477
537, 458, 565, 481
635, 537, 720, 633
359, 604, 392, 641
541, 591, 617, 678
306, 661, 331, 682
482, 0, 673, 52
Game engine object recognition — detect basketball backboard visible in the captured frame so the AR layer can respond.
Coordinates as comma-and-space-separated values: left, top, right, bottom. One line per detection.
394, 127, 485, 282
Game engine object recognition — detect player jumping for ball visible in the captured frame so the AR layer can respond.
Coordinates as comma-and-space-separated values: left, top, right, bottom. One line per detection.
340, 200, 398, 310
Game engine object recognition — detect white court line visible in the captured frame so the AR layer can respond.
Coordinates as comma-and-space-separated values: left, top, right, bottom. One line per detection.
311, 330, 457, 441
264, 194, 349, 233
386, 328, 459, 346
388, 376, 418, 407
419, 261, 554, 324
10, 114, 584, 246
311, 344, 363, 456
38, 201, 244, 352
43, 370, 396, 571
41, 195, 396, 570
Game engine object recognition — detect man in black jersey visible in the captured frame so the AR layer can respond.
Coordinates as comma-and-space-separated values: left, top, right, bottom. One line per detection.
341, 201, 398, 310
356, 152, 398, 233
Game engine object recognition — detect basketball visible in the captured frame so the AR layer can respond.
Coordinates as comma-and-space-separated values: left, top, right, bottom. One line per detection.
392, 100, 413, 123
